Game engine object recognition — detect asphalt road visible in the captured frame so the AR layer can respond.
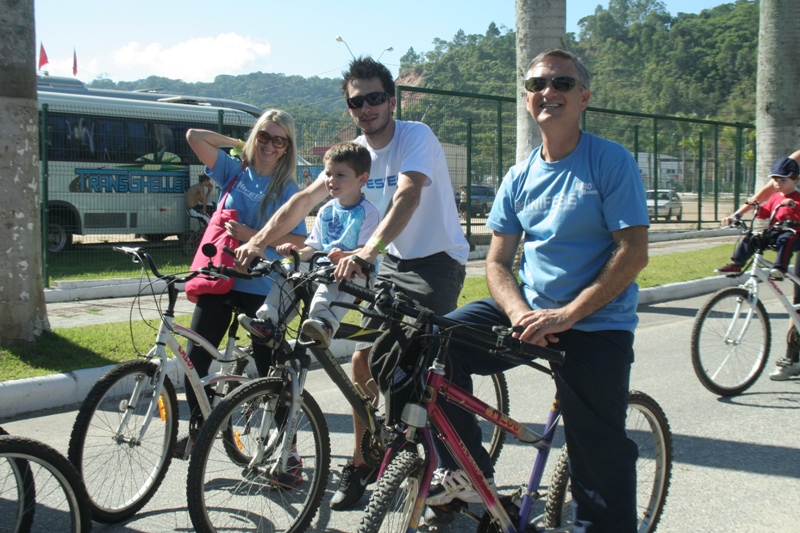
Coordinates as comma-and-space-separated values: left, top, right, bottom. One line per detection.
3, 288, 800, 532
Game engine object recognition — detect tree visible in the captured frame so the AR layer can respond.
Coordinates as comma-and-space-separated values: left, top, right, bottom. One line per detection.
755, 0, 800, 192
515, 0, 567, 162
0, 0, 49, 344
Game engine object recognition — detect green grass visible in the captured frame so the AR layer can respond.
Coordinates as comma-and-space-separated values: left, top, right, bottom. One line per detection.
3, 243, 746, 381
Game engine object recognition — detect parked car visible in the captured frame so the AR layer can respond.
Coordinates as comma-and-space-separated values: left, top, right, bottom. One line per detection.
455, 185, 496, 217
646, 189, 682, 221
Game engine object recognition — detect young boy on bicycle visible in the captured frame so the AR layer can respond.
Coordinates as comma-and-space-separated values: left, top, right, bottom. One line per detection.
717, 156, 800, 280
239, 142, 380, 347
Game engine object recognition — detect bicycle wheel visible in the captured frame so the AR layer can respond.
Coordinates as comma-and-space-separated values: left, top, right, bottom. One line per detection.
0, 427, 35, 533
691, 287, 771, 396
67, 359, 179, 523
187, 377, 331, 533
0, 435, 92, 533
358, 448, 426, 533
473, 373, 509, 465
544, 391, 672, 533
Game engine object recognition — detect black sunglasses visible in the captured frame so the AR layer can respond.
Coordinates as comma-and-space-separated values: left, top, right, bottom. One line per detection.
256, 130, 289, 149
524, 76, 578, 93
346, 91, 391, 110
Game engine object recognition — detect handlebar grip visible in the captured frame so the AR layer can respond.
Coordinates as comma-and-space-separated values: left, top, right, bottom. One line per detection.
514, 338, 566, 366
338, 280, 377, 303
220, 266, 252, 280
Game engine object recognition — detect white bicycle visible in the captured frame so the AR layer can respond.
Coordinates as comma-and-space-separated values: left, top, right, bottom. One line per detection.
691, 213, 800, 396
66, 245, 258, 523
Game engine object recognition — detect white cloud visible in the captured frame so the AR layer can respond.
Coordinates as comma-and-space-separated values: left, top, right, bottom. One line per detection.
111, 33, 271, 82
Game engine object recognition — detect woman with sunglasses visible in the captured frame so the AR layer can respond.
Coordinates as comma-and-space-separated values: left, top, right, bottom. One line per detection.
178, 109, 308, 458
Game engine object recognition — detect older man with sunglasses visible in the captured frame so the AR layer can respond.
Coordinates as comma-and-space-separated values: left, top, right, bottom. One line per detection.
423, 49, 649, 532
236, 56, 468, 511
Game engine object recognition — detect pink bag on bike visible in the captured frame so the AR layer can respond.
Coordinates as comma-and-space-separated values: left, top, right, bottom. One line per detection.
184, 176, 239, 303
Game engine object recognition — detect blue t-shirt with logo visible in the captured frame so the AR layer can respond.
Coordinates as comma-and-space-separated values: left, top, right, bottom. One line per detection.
487, 132, 649, 332
207, 150, 307, 296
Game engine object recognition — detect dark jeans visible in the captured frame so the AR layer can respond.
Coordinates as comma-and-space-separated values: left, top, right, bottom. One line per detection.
732, 228, 800, 274
184, 290, 275, 416
434, 298, 638, 533
357, 252, 466, 347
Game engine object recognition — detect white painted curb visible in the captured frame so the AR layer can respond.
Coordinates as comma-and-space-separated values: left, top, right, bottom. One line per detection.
0, 339, 358, 420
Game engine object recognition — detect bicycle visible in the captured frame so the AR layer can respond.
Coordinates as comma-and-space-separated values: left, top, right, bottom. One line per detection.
182, 213, 210, 256
691, 210, 800, 396
67, 245, 259, 523
0, 427, 93, 533
185, 253, 510, 533
331, 280, 672, 533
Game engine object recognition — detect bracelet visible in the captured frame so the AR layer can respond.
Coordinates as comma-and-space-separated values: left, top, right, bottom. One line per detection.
732, 213, 742, 220
230, 140, 245, 157
370, 237, 387, 255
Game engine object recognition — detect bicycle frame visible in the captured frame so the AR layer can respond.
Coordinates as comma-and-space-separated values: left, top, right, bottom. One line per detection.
110, 273, 253, 449
739, 252, 800, 334
389, 361, 561, 533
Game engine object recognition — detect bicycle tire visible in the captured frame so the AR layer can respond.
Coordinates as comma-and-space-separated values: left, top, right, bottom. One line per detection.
0, 435, 92, 533
543, 390, 673, 533
691, 287, 771, 396
0, 427, 36, 533
357, 449, 426, 533
474, 373, 509, 465
67, 359, 179, 523
187, 377, 331, 533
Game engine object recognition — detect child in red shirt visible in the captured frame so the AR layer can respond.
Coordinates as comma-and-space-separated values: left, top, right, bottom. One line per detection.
717, 156, 800, 280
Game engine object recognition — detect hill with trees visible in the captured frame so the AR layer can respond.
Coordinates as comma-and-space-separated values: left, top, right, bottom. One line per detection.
87, 0, 758, 125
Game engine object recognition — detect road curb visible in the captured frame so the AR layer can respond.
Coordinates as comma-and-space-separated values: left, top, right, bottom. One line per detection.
0, 338, 358, 421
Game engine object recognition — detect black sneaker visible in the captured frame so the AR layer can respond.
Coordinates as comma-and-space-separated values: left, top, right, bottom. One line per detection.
238, 314, 275, 340
329, 460, 378, 511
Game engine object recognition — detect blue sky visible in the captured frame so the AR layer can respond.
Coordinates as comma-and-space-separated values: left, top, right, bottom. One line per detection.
35, 0, 731, 83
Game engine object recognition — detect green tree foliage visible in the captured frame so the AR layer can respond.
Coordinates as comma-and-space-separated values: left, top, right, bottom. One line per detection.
87, 1, 757, 137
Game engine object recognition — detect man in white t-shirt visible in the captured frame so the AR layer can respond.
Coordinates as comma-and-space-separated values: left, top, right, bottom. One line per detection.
236, 56, 469, 510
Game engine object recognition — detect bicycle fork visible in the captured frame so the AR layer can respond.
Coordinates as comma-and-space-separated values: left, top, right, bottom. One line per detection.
248, 365, 308, 476
117, 349, 167, 447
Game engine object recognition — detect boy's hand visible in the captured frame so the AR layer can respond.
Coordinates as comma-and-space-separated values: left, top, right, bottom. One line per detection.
327, 247, 345, 264
276, 243, 298, 257
781, 199, 797, 208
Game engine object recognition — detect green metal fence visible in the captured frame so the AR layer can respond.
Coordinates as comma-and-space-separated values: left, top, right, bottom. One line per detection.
397, 85, 756, 234
40, 88, 755, 285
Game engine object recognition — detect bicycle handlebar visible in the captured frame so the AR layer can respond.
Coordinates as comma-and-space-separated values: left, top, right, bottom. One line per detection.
337, 279, 566, 366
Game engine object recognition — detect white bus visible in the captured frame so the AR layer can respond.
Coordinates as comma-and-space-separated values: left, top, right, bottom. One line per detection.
39, 91, 258, 252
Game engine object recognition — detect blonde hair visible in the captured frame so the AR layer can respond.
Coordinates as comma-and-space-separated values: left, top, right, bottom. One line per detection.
242, 109, 298, 219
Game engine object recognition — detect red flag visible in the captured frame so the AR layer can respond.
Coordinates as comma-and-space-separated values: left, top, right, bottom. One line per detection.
72, 49, 78, 76
38, 43, 49, 70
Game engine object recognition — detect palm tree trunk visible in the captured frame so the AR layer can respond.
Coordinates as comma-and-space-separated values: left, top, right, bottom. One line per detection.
756, 0, 800, 192
0, 0, 49, 344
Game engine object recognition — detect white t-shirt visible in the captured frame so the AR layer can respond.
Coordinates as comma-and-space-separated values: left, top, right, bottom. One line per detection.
354, 120, 469, 263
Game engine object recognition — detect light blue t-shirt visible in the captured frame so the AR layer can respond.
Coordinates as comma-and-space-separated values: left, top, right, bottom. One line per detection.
487, 132, 649, 332
306, 194, 380, 254
207, 150, 307, 296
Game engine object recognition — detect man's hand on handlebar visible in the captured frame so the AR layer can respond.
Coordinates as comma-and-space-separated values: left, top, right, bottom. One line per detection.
333, 251, 374, 281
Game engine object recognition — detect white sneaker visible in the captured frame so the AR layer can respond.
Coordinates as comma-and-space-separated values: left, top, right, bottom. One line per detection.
769, 362, 800, 381
769, 268, 786, 281
301, 318, 332, 348
424, 468, 495, 505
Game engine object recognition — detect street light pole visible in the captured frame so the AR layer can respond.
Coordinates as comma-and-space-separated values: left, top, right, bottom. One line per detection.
377, 47, 393, 61
335, 36, 355, 59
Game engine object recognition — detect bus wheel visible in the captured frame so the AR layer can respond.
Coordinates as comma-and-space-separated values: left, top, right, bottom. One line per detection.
47, 220, 72, 253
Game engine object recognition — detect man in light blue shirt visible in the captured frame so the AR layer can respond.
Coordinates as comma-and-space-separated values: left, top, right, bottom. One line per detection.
426, 49, 649, 533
